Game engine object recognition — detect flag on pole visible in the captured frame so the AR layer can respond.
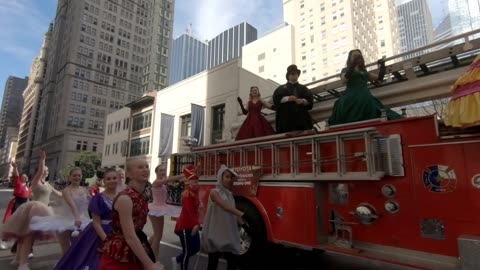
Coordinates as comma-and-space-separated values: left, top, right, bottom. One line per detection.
159, 113, 175, 158
191, 103, 205, 146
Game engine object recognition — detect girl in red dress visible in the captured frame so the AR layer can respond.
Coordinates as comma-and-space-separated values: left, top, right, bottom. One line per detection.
1, 161, 31, 250
100, 158, 163, 270
235, 86, 275, 140
171, 165, 201, 270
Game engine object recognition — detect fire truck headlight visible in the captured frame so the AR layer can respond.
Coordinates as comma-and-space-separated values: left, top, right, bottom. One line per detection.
381, 184, 396, 198
352, 203, 378, 224
472, 174, 480, 189
384, 200, 400, 214
276, 207, 284, 218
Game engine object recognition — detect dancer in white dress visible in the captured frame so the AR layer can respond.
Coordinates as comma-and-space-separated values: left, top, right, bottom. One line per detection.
116, 168, 128, 192
1, 150, 62, 270
30, 167, 90, 254
148, 164, 184, 260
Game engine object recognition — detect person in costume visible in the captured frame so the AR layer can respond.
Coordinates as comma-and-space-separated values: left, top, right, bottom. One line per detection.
54, 168, 119, 270
328, 49, 402, 125
30, 167, 91, 255
1, 150, 62, 270
202, 165, 246, 270
148, 164, 184, 260
1, 161, 31, 250
445, 54, 480, 128
89, 169, 104, 197
235, 86, 275, 140
272, 65, 314, 133
100, 158, 163, 270
117, 168, 128, 192
171, 165, 201, 270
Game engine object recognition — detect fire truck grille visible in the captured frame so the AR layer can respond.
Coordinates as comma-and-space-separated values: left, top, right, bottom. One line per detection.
372, 134, 404, 177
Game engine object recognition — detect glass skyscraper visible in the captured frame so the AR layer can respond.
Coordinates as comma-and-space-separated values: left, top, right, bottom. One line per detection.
207, 22, 257, 69
169, 34, 208, 85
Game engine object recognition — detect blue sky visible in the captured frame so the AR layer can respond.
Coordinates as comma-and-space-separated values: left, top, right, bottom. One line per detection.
0, 0, 444, 102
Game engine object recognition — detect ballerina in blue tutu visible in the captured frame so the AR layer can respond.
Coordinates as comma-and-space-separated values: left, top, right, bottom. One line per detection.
54, 168, 119, 270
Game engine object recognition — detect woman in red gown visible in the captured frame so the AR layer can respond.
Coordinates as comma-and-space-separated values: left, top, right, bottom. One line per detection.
235, 86, 275, 140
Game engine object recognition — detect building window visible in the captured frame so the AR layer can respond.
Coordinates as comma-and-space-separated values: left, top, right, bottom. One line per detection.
76, 141, 82, 151
121, 140, 129, 156
180, 114, 191, 137
132, 110, 152, 132
129, 136, 150, 156
257, 53, 265, 61
82, 141, 88, 151
211, 104, 225, 144
105, 144, 110, 156
92, 142, 98, 152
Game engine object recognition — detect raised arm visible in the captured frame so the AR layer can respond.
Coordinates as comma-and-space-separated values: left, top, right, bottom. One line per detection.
115, 195, 157, 269
10, 161, 19, 177
237, 97, 248, 115
152, 174, 184, 187
369, 58, 387, 84
340, 67, 352, 82
209, 190, 244, 218
30, 150, 46, 188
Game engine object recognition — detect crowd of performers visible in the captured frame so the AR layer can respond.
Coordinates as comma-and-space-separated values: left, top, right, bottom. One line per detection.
234, 49, 405, 141
235, 49, 480, 141
1, 150, 247, 270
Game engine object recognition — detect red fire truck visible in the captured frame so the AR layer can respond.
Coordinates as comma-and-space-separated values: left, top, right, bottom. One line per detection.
169, 32, 480, 269
171, 115, 480, 269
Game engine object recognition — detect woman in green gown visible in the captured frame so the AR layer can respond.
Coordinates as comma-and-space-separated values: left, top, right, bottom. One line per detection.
328, 49, 402, 126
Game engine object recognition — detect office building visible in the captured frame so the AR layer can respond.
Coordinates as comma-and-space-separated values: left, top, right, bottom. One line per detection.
0, 76, 28, 147
29, 0, 175, 177
207, 22, 257, 69
16, 27, 52, 171
447, 0, 480, 37
169, 33, 208, 85
374, 0, 401, 58
396, 0, 434, 55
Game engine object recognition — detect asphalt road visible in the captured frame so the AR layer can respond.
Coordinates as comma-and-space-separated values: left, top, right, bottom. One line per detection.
0, 187, 408, 270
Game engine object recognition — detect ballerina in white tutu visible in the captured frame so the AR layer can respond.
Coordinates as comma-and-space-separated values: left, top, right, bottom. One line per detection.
1, 150, 62, 270
117, 168, 128, 192
30, 167, 91, 254
148, 164, 184, 260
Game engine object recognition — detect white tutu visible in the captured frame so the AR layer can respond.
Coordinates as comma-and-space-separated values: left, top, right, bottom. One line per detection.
30, 215, 91, 232
148, 203, 181, 218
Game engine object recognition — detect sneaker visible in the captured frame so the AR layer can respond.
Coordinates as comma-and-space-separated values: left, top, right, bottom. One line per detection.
28, 253, 34, 259
171, 257, 178, 270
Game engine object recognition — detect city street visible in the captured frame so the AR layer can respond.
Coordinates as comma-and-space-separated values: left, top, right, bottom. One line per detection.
0, 187, 409, 270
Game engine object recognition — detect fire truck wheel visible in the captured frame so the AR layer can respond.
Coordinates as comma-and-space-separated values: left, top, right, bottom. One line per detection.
236, 199, 267, 260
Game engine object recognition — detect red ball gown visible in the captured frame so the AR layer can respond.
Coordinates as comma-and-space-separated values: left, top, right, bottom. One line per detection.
235, 100, 275, 140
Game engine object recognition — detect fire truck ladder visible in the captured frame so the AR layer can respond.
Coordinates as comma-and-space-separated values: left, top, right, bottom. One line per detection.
188, 127, 404, 181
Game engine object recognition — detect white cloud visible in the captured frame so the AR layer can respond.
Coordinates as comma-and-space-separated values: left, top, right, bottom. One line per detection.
175, 0, 283, 40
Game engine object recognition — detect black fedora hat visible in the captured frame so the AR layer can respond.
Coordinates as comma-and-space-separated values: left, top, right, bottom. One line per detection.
286, 64, 301, 80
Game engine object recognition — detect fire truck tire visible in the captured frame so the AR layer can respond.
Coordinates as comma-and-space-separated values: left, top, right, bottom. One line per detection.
235, 199, 267, 260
